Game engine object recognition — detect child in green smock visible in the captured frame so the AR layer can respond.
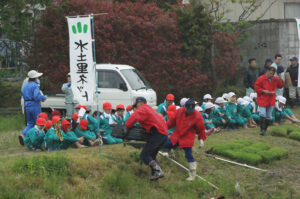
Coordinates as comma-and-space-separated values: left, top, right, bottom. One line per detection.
24, 118, 46, 151
43, 116, 63, 151
60, 120, 86, 149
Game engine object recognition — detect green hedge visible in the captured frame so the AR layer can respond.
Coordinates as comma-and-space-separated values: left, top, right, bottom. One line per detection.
209, 140, 288, 165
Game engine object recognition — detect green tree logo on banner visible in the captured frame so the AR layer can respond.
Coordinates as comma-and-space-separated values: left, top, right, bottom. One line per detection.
72, 22, 88, 34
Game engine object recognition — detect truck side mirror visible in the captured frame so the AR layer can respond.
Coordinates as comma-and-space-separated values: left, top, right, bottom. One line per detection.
119, 83, 128, 91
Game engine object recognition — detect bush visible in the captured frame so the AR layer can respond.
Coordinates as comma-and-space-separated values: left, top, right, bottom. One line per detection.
288, 131, 300, 141
270, 126, 287, 137
14, 155, 69, 176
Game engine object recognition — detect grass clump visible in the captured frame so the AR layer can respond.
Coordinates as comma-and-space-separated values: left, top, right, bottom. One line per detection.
209, 140, 288, 165
270, 126, 287, 137
288, 131, 300, 141
281, 125, 299, 134
268, 147, 288, 158
13, 154, 69, 176
0, 114, 24, 132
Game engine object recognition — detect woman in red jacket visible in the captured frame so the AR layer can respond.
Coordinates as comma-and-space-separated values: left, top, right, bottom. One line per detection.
126, 97, 168, 181
165, 99, 206, 181
254, 66, 284, 135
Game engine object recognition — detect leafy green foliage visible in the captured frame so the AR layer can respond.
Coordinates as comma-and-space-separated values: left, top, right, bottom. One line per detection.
282, 125, 300, 134
14, 155, 69, 176
210, 140, 287, 165
288, 131, 300, 141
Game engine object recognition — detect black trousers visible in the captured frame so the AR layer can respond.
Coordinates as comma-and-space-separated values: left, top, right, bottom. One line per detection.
140, 127, 167, 165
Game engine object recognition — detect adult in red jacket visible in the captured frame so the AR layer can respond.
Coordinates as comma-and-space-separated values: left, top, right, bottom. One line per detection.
254, 66, 284, 135
165, 99, 206, 181
126, 97, 168, 181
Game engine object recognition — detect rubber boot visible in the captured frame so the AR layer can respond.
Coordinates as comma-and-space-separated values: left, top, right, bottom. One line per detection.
260, 117, 266, 136
186, 162, 197, 181
149, 160, 164, 181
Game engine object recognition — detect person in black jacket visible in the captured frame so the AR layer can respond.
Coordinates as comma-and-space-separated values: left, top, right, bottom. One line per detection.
286, 57, 299, 106
244, 58, 259, 96
259, 58, 273, 76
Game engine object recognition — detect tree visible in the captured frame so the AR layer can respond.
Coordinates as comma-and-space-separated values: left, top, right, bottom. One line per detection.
31, 0, 208, 101
0, 0, 52, 71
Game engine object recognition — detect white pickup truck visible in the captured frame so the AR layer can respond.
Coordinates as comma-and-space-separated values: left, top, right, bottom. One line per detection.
22, 64, 157, 114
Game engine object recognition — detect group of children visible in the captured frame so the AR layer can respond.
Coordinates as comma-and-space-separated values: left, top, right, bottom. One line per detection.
23, 92, 300, 151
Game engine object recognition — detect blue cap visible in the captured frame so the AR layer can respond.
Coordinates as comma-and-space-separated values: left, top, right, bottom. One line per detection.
185, 99, 195, 112
265, 58, 272, 63
290, 57, 298, 62
135, 97, 147, 104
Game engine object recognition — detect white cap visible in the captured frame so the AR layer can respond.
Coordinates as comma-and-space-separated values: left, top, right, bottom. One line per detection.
203, 94, 213, 100
205, 102, 215, 110
227, 92, 236, 99
222, 93, 228, 99
67, 72, 71, 76
28, 70, 43, 79
237, 98, 244, 104
241, 100, 249, 107
278, 96, 286, 104
215, 97, 226, 104
195, 106, 203, 112
250, 93, 257, 100
276, 95, 281, 101
180, 98, 189, 107
243, 96, 252, 102
176, 106, 181, 110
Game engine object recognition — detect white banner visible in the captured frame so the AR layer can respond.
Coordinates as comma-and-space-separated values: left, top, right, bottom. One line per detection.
67, 16, 95, 105
296, 18, 300, 87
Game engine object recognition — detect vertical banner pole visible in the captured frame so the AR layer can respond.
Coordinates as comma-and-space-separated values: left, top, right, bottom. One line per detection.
296, 18, 300, 87
91, 14, 101, 154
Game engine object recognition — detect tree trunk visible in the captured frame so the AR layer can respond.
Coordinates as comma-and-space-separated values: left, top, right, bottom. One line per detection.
210, 36, 218, 98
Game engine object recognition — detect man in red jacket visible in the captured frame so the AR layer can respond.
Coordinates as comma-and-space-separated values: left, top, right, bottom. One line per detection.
126, 97, 168, 181
254, 66, 284, 135
165, 99, 206, 181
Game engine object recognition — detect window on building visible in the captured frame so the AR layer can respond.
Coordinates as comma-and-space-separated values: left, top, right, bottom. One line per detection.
285, 3, 300, 18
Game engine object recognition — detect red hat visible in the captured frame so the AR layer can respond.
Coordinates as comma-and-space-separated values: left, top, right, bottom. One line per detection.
36, 118, 46, 126
80, 119, 88, 130
158, 113, 164, 118
166, 94, 175, 101
61, 120, 71, 132
167, 105, 176, 119
167, 105, 177, 112
103, 102, 112, 110
51, 110, 61, 118
126, 105, 133, 112
45, 120, 53, 131
72, 113, 79, 121
75, 105, 87, 111
38, 112, 48, 120
52, 116, 61, 124
116, 104, 125, 110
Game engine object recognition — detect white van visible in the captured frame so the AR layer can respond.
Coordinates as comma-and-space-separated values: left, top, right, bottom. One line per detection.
22, 64, 157, 113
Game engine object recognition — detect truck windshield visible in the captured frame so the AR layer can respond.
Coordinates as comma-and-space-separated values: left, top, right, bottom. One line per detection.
121, 69, 151, 90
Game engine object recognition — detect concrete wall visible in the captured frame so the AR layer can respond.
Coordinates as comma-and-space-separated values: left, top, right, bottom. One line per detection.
239, 19, 299, 69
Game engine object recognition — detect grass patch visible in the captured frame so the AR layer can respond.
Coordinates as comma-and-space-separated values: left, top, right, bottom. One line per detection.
209, 140, 287, 165
0, 114, 24, 132
288, 131, 300, 141
270, 126, 287, 137
281, 125, 300, 134
13, 154, 69, 176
